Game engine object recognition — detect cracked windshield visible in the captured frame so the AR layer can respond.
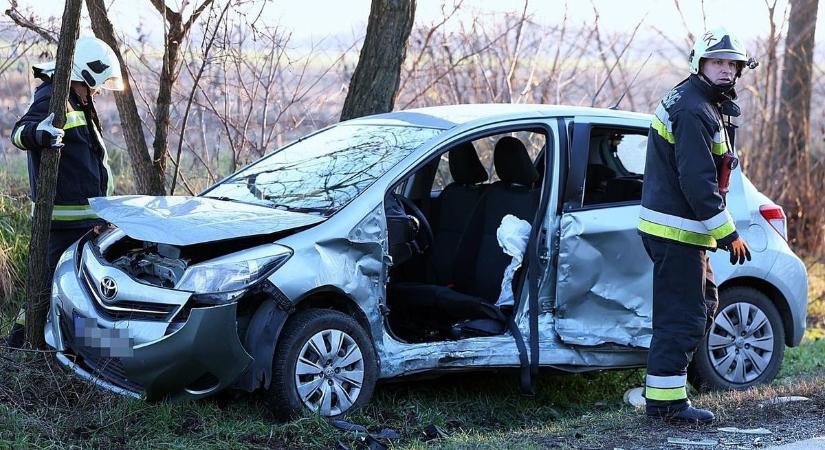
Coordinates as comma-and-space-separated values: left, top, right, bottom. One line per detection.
203, 125, 441, 215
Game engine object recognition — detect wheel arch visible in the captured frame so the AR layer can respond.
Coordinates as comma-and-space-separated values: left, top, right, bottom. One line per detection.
238, 283, 375, 393
718, 276, 793, 347
292, 286, 374, 340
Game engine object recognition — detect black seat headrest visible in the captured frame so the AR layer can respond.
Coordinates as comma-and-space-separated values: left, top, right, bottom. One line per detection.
493, 136, 539, 185
448, 142, 488, 185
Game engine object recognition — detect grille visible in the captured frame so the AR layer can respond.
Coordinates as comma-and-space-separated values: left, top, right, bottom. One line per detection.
80, 263, 178, 321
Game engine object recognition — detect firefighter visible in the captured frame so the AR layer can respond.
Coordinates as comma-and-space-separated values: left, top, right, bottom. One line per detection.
638, 27, 756, 424
5, 37, 124, 348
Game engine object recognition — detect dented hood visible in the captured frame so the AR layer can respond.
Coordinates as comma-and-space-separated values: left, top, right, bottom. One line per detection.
89, 196, 325, 246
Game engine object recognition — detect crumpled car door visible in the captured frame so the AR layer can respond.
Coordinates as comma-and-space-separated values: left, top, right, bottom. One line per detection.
552, 116, 653, 348
554, 205, 653, 347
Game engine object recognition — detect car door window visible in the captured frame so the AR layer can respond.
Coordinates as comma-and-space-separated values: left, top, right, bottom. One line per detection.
582, 127, 647, 206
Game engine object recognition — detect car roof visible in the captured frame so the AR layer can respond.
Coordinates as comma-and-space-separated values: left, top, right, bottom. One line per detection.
345, 104, 652, 129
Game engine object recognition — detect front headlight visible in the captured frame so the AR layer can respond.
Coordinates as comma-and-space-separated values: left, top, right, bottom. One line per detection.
175, 243, 292, 294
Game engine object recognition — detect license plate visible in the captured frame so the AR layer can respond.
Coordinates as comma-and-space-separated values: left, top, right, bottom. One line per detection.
73, 313, 134, 358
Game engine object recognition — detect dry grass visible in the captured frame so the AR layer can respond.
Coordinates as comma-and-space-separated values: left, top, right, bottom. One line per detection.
0, 176, 30, 335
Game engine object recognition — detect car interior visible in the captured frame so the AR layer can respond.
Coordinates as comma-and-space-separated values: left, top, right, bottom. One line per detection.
581, 128, 646, 207
384, 129, 547, 343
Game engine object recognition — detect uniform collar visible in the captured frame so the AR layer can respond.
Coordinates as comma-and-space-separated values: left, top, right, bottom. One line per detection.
689, 74, 728, 104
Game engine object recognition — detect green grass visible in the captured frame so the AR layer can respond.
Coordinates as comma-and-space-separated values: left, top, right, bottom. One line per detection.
780, 337, 825, 378
0, 336, 822, 449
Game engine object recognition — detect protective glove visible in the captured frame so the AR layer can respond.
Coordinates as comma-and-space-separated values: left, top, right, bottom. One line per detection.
727, 237, 751, 265
35, 113, 65, 149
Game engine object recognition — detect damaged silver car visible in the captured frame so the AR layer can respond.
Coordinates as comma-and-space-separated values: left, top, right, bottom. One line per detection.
46, 105, 808, 418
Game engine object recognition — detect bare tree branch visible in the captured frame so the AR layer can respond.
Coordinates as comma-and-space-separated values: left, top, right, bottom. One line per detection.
4, 1, 57, 44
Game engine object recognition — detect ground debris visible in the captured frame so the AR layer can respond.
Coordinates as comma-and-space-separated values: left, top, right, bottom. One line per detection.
759, 396, 811, 407
718, 427, 773, 435
372, 428, 401, 440
329, 418, 400, 449
623, 387, 646, 408
421, 424, 448, 441
667, 437, 718, 446
330, 419, 368, 434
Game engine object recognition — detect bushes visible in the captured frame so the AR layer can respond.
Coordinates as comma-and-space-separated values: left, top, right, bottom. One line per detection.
0, 175, 31, 323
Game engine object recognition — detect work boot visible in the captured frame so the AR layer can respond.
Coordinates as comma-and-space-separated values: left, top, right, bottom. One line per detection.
647, 403, 715, 425
3, 323, 25, 349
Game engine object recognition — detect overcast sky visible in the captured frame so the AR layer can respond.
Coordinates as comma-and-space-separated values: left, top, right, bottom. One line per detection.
2, 0, 818, 50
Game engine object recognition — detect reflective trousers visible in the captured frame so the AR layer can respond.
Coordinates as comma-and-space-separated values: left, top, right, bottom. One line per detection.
641, 236, 718, 412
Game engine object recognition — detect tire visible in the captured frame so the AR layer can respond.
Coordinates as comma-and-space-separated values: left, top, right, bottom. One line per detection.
266, 309, 377, 420
689, 286, 785, 391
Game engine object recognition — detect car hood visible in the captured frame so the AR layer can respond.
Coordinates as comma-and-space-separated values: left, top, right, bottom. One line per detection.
89, 195, 325, 246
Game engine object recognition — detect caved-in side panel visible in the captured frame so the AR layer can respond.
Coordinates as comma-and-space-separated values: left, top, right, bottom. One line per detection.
555, 206, 653, 347
274, 203, 391, 369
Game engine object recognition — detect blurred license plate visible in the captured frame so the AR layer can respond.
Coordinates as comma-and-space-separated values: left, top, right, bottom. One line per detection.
73, 313, 134, 358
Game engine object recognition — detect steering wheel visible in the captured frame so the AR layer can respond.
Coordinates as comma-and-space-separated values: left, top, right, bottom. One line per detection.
394, 194, 434, 255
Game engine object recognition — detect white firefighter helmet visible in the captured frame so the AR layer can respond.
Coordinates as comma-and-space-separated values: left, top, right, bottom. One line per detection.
689, 27, 753, 75
32, 36, 124, 91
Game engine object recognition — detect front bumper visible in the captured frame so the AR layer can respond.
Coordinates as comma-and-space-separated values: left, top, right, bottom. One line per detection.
46, 239, 253, 401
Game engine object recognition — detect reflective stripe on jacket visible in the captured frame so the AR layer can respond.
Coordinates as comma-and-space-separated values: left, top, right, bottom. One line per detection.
11, 79, 113, 228
638, 75, 738, 249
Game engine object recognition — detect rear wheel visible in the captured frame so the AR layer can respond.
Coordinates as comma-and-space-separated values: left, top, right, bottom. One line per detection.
689, 286, 785, 391
267, 309, 377, 419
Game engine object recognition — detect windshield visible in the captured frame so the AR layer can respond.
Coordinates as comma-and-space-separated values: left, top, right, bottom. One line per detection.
203, 124, 442, 216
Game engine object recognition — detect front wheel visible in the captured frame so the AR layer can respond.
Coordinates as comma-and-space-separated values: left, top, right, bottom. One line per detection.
266, 309, 377, 420
689, 286, 785, 391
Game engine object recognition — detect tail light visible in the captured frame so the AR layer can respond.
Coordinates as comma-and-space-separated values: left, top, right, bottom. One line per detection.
759, 204, 787, 241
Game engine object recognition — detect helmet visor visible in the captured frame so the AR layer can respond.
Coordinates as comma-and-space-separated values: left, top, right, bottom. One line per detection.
703, 50, 748, 62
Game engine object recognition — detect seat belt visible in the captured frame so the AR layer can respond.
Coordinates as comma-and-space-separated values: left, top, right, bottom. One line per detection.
512, 118, 565, 395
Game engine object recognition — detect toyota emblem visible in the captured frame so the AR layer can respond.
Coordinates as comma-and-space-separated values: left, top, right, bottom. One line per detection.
99, 276, 118, 301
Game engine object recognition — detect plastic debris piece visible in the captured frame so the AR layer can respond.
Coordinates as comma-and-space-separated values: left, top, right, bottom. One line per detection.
363, 435, 387, 450
667, 437, 718, 446
330, 419, 368, 434
623, 387, 646, 408
759, 396, 811, 407
372, 428, 401, 440
422, 424, 448, 441
718, 427, 772, 435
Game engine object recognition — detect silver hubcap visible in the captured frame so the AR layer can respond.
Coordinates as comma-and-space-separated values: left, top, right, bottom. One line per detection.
708, 302, 774, 384
295, 329, 364, 416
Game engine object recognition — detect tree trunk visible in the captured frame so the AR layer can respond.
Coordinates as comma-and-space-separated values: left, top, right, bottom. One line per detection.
25, 0, 83, 349
148, 0, 214, 190
86, 0, 165, 196
152, 18, 182, 190
775, 0, 819, 251
777, 0, 818, 167
340, 0, 416, 121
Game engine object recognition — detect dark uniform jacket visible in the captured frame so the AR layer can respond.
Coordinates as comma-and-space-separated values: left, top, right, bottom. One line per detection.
11, 77, 112, 229
638, 74, 738, 249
